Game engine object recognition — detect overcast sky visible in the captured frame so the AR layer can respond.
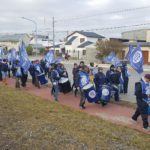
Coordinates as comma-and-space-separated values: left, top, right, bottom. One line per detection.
1, 0, 150, 40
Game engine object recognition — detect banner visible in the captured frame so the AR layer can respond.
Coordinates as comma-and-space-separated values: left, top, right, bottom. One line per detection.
128, 44, 144, 74
103, 52, 121, 67
19, 41, 31, 73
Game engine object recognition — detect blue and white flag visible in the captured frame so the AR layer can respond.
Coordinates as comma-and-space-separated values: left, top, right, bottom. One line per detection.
103, 52, 116, 63
0, 48, 4, 59
55, 57, 62, 64
125, 45, 135, 61
103, 52, 121, 67
44, 51, 55, 65
10, 48, 17, 63
19, 41, 31, 73
128, 44, 144, 74
79, 71, 90, 88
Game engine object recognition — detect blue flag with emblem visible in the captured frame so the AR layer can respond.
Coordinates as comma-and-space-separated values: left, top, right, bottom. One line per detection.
125, 45, 135, 61
79, 71, 90, 88
103, 52, 121, 67
128, 44, 144, 74
19, 41, 31, 73
103, 52, 116, 63
44, 51, 55, 65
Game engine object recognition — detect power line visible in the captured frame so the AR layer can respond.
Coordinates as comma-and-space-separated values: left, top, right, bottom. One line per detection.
85, 22, 150, 31
55, 5, 150, 22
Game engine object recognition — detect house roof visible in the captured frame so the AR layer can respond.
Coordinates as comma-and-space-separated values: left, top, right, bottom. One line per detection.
0, 34, 28, 42
65, 36, 77, 45
78, 41, 93, 48
123, 42, 150, 47
78, 31, 105, 38
67, 31, 105, 39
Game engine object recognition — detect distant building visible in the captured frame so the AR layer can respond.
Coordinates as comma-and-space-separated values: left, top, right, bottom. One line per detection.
122, 29, 150, 64
0, 34, 31, 50
65, 31, 105, 59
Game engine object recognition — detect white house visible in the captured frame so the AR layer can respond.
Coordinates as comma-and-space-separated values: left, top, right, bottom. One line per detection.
30, 35, 53, 48
65, 31, 105, 59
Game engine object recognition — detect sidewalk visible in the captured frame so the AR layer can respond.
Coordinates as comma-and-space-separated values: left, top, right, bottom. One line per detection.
7, 78, 150, 134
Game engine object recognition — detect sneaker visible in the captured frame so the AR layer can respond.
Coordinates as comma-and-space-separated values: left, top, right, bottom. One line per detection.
143, 127, 150, 132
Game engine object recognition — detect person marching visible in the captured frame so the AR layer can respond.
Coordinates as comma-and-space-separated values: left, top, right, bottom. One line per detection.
1, 59, 9, 85
94, 67, 107, 92
20, 67, 28, 87
106, 65, 120, 101
72, 63, 79, 96
50, 64, 60, 101
132, 74, 150, 131
15, 60, 22, 88
121, 62, 130, 94
76, 65, 90, 109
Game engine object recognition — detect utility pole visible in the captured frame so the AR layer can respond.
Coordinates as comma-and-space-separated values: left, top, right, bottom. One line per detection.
52, 16, 55, 53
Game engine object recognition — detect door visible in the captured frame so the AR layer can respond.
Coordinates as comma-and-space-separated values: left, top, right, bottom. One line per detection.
142, 51, 148, 64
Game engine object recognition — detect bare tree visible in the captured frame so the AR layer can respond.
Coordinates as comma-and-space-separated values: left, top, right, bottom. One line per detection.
96, 39, 125, 60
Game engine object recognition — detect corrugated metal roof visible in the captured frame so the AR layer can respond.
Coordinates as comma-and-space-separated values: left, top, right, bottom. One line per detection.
78, 41, 93, 48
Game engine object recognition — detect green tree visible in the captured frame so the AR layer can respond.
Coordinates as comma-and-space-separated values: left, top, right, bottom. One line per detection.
26, 45, 33, 55
96, 39, 124, 61
39, 48, 45, 55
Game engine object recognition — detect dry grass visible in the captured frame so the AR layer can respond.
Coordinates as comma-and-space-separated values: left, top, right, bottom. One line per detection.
0, 84, 149, 150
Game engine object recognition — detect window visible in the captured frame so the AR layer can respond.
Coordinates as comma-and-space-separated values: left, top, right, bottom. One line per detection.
80, 38, 85, 43
83, 50, 86, 55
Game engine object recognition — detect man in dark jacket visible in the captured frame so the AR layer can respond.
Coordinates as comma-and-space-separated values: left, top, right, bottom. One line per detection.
132, 74, 150, 131
72, 63, 79, 96
94, 67, 106, 92
121, 62, 129, 94
106, 65, 120, 101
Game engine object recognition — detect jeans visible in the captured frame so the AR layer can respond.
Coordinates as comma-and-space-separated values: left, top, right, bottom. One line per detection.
52, 84, 59, 100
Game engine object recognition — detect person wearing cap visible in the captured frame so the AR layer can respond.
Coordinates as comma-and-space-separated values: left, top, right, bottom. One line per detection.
132, 74, 150, 131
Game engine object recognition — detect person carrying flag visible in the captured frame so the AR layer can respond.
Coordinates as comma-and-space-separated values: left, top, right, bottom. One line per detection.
76, 65, 90, 109
1, 59, 9, 85
50, 64, 60, 101
106, 65, 120, 101
132, 74, 150, 132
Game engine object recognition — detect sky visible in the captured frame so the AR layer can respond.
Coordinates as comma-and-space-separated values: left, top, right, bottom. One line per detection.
1, 0, 150, 40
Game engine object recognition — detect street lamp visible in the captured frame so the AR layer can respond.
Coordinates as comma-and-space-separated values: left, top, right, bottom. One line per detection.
21, 17, 37, 55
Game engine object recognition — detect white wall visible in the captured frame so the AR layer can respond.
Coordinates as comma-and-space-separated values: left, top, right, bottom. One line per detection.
0, 41, 19, 51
